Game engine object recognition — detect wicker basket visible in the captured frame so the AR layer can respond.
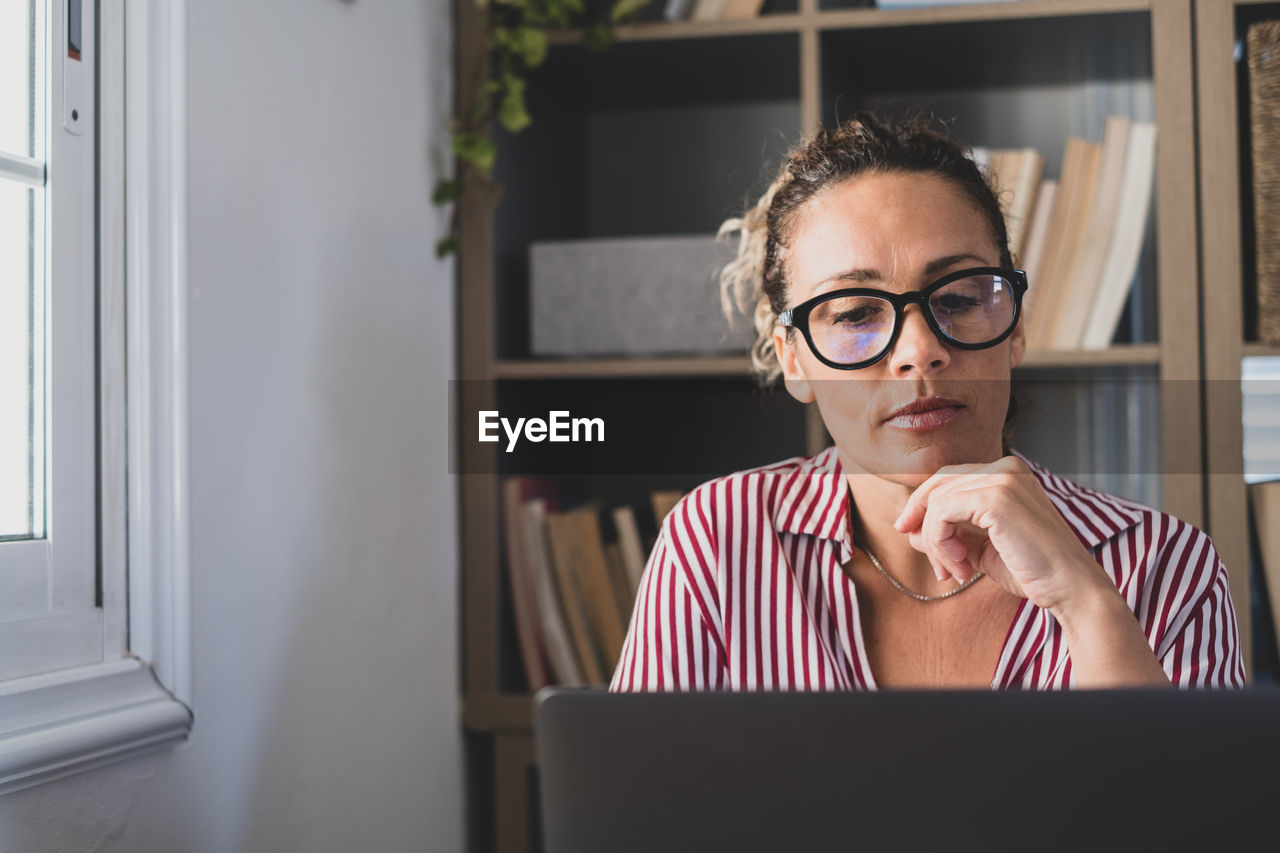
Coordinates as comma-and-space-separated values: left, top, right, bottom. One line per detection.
1250, 21, 1280, 344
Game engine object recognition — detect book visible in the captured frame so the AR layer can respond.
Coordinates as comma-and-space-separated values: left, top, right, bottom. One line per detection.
651, 490, 685, 528
1079, 121, 1157, 350
976, 146, 1043, 264
1025, 142, 1080, 348
876, 0, 1021, 6
1049, 116, 1132, 349
1018, 178, 1058, 314
719, 0, 765, 19
663, 0, 697, 20
541, 506, 606, 685
524, 498, 586, 686
691, 0, 728, 21
1005, 148, 1044, 261
1027, 138, 1100, 350
1249, 480, 1280, 661
545, 507, 628, 683
603, 542, 636, 628
612, 505, 649, 595
1249, 21, 1280, 344
502, 478, 550, 691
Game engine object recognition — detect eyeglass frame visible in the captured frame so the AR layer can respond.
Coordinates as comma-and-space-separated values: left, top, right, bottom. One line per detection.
776, 266, 1029, 371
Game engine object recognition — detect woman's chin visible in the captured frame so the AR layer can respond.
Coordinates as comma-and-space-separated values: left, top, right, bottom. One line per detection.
843, 442, 991, 484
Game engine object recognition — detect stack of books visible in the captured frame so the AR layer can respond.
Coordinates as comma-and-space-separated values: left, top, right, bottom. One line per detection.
501, 478, 684, 689
974, 114, 1158, 351
665, 0, 765, 22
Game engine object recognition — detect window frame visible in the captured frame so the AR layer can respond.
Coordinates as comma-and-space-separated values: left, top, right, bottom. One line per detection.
0, 0, 192, 795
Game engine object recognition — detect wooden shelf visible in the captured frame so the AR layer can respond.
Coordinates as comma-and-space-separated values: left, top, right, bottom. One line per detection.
464, 693, 535, 733
493, 356, 752, 379
1018, 344, 1161, 368
461, 0, 1215, 845
815, 0, 1149, 30
545, 0, 1150, 47
489, 346, 1159, 379
547, 14, 805, 46
1244, 342, 1280, 359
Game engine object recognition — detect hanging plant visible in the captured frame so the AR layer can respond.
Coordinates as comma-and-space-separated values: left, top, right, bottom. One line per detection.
433, 0, 652, 258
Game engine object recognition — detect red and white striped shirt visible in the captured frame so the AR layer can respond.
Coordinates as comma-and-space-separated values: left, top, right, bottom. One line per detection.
610, 446, 1245, 691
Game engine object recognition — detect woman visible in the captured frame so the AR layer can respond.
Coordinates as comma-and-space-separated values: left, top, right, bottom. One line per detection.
609, 113, 1244, 691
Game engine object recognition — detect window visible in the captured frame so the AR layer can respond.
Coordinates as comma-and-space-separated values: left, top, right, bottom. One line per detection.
0, 0, 192, 794
0, 0, 102, 682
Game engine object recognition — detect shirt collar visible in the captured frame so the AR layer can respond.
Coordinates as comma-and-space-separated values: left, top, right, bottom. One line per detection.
1010, 449, 1145, 551
774, 446, 1143, 553
772, 445, 854, 560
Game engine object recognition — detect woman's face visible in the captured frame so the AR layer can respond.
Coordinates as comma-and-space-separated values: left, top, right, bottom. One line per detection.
772, 170, 1025, 487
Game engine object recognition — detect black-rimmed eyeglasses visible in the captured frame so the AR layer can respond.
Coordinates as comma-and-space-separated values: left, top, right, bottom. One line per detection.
777, 267, 1028, 370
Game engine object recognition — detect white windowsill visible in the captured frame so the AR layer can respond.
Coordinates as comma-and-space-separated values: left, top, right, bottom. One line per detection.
0, 659, 192, 795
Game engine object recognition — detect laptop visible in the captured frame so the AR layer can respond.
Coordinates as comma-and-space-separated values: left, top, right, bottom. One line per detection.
534, 687, 1279, 853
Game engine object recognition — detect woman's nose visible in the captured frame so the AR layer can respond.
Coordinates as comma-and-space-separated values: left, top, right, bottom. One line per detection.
886, 304, 950, 375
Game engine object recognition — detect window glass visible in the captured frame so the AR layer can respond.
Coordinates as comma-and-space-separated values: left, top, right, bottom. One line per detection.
0, 1, 43, 160
0, 1, 46, 542
0, 179, 45, 540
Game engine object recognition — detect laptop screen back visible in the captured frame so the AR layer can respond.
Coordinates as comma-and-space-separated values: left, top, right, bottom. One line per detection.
534, 687, 1279, 853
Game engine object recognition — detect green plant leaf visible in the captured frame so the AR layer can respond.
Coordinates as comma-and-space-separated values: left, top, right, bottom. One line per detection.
582, 22, 612, 52
431, 178, 463, 206
509, 26, 548, 68
610, 0, 650, 23
436, 236, 460, 258
538, 0, 578, 28
498, 73, 532, 133
453, 132, 498, 173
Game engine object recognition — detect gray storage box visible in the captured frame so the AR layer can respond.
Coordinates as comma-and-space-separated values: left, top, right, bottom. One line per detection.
530, 235, 755, 357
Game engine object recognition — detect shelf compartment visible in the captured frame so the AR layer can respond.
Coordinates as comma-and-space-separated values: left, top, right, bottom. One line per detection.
494, 32, 803, 360
489, 345, 1160, 380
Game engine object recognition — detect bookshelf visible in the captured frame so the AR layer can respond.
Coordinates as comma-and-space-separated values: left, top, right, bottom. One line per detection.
457, 1, 1205, 850
1196, 0, 1280, 684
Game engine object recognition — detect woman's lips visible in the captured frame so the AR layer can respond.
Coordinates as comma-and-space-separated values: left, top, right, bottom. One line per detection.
884, 397, 964, 431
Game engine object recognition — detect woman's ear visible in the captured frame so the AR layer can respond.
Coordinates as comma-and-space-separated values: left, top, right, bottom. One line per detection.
1009, 315, 1027, 369
773, 326, 815, 404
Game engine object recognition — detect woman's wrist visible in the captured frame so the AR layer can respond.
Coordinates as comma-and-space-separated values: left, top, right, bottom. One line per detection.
1046, 564, 1127, 638
1047, 559, 1172, 687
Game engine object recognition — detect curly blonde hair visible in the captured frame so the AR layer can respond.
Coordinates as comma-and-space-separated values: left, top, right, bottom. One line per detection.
719, 111, 1013, 385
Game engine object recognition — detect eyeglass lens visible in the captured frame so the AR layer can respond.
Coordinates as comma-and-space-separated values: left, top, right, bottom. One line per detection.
807, 272, 1018, 365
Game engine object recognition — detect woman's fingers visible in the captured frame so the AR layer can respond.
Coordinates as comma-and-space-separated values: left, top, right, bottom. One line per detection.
918, 487, 997, 583
907, 511, 980, 583
893, 463, 988, 533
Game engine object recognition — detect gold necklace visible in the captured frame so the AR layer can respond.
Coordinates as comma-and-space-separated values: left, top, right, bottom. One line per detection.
858, 539, 985, 602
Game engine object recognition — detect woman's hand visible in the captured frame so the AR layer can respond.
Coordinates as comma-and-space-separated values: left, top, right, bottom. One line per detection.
891, 455, 1108, 614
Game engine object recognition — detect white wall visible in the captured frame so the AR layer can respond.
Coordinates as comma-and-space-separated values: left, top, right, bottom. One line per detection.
0, 1, 463, 850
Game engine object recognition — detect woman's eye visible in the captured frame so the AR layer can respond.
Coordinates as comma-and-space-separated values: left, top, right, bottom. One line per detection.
933, 294, 981, 314
831, 305, 882, 326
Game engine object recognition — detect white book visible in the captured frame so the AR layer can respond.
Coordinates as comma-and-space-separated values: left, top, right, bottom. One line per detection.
524, 499, 586, 687
664, 0, 696, 20
1017, 178, 1058, 334
1079, 121, 1157, 350
1049, 115, 1132, 348
1006, 148, 1044, 260
692, 0, 728, 20
876, 0, 1021, 7
612, 506, 648, 595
